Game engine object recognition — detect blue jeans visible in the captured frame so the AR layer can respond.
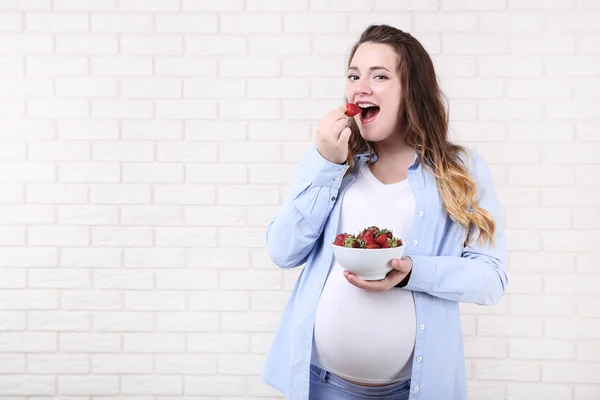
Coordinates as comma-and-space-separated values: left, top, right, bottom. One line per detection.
309, 364, 411, 400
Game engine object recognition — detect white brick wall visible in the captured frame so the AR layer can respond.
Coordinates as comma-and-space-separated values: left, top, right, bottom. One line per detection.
0, 1, 598, 399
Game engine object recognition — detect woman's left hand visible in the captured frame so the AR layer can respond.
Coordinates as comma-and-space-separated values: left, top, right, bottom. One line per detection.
344, 257, 413, 292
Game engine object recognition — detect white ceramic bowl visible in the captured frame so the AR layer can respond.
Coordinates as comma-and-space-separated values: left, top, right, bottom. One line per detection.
331, 243, 406, 281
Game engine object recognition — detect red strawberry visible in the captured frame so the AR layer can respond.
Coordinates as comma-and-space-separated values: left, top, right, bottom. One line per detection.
333, 233, 347, 246
374, 232, 388, 247
366, 243, 381, 249
345, 103, 361, 117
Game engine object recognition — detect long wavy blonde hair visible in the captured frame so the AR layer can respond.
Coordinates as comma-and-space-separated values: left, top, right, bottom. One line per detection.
344, 25, 496, 247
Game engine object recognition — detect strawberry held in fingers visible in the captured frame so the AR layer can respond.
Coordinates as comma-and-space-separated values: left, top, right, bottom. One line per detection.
345, 103, 361, 117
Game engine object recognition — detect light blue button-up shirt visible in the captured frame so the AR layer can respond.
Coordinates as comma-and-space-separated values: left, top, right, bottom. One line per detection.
261, 143, 508, 400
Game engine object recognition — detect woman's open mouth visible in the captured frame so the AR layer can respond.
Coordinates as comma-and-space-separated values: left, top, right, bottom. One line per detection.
358, 103, 380, 124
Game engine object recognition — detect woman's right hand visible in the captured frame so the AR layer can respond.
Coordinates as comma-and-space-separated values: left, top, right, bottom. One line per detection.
316, 105, 353, 165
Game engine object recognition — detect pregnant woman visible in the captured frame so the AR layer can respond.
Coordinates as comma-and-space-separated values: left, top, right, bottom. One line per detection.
261, 24, 508, 400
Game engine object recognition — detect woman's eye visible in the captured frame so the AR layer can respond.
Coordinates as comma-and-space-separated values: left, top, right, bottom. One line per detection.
374, 75, 388, 80
347, 74, 359, 81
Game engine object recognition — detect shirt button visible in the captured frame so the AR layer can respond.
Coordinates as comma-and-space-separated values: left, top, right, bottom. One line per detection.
334, 178, 339, 182
418, 211, 424, 217
420, 324, 425, 330
331, 196, 336, 201
414, 386, 419, 392
416, 293, 421, 299
413, 240, 419, 246
416, 356, 422, 362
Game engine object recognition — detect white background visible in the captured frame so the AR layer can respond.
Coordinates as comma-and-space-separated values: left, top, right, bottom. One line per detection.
0, 0, 599, 399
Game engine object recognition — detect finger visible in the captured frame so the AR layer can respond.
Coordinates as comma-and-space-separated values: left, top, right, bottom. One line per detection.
338, 127, 351, 145
331, 118, 348, 138
344, 271, 390, 292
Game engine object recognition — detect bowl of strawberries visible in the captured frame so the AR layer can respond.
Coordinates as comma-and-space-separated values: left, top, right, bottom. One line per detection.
332, 226, 405, 281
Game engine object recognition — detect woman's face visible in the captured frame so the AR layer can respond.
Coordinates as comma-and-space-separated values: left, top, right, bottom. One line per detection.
345, 42, 403, 142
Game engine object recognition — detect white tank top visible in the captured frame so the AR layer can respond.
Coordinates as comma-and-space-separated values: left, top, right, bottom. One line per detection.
311, 164, 417, 385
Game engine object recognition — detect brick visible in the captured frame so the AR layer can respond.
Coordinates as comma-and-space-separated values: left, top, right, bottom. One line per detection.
0, 99, 24, 117
156, 14, 217, 33
507, 78, 572, 98
505, 208, 571, 230
475, 360, 541, 381
90, 184, 150, 204
219, 56, 279, 77
124, 333, 185, 353
509, 166, 574, 186
508, 121, 574, 142
219, 99, 280, 120
184, 206, 245, 226
0, 77, 52, 96
92, 227, 153, 247
0, 0, 49, 9
0, 205, 54, 225
186, 121, 246, 142
156, 354, 216, 374
189, 290, 249, 311
505, 272, 543, 295
479, 56, 542, 77
464, 337, 507, 358
61, 290, 121, 310
577, 341, 600, 362
29, 227, 89, 247
28, 311, 89, 331
121, 36, 182, 55
185, 376, 246, 396
0, 56, 22, 75
247, 0, 307, 10
56, 77, 117, 97
0, 355, 25, 373
543, 362, 600, 383
575, 77, 600, 97
57, 35, 118, 54
510, 338, 574, 360
220, 311, 280, 332
123, 121, 182, 140
218, 354, 264, 375
0, 376, 54, 395
548, 13, 600, 32
121, 205, 182, 226
29, 268, 90, 288
347, 12, 411, 33
443, 34, 507, 54
122, 163, 184, 183
0, 120, 52, 139
285, 14, 346, 33
0, 311, 26, 330
0, 268, 25, 288
28, 354, 89, 373
509, 252, 575, 273
0, 332, 57, 351
93, 142, 153, 162
506, 229, 541, 251
91, 13, 152, 33
26, 13, 88, 32
283, 56, 345, 77
122, 376, 183, 395
93, 311, 154, 332
92, 56, 152, 76
92, 354, 153, 373
118, 0, 179, 11
432, 55, 476, 77
120, 78, 181, 98
155, 227, 217, 248
542, 187, 600, 207
480, 13, 545, 32
184, 78, 245, 98
93, 269, 153, 289
543, 231, 599, 252
467, 381, 504, 400
54, 0, 115, 10
578, 121, 600, 141
414, 13, 477, 32
60, 162, 119, 183
578, 296, 600, 318
577, 254, 598, 274
93, 99, 153, 119
440, 77, 504, 98
249, 35, 310, 56
510, 295, 575, 317
182, 0, 243, 10
248, 121, 310, 141
220, 13, 281, 33
511, 33, 575, 54
546, 55, 600, 76
0, 226, 25, 245
220, 270, 281, 290
249, 164, 298, 184
547, 99, 600, 120
507, 383, 573, 399
157, 312, 218, 331
0, 248, 57, 267
186, 35, 246, 55
0, 290, 58, 310
58, 376, 119, 395
124, 291, 185, 311
441, 0, 505, 9
478, 316, 543, 337
188, 248, 250, 269
154, 184, 216, 204
218, 186, 279, 206
0, 183, 22, 203
156, 99, 217, 119
0, 34, 52, 54
251, 291, 289, 311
